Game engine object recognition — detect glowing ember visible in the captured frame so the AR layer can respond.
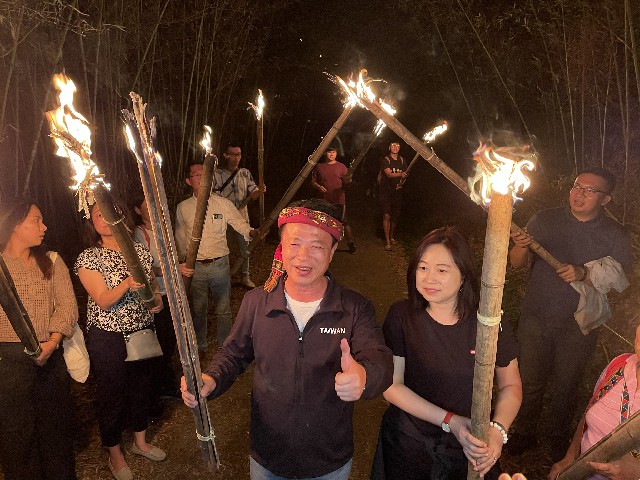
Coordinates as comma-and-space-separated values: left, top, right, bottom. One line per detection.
249, 90, 265, 121
199, 125, 213, 155
46, 73, 107, 216
468, 143, 536, 205
423, 122, 448, 143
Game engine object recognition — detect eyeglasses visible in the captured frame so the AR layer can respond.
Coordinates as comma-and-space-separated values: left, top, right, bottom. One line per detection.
571, 183, 608, 197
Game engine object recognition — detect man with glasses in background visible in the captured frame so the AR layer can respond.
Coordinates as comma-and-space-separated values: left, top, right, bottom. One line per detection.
213, 142, 266, 288
176, 160, 258, 352
506, 167, 632, 460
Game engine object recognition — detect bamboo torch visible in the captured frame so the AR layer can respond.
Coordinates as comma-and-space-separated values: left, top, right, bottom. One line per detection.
249, 90, 266, 224
229, 99, 356, 276
0, 254, 42, 356
346, 108, 396, 177
466, 145, 536, 480
339, 70, 561, 270
183, 126, 217, 293
556, 409, 640, 480
123, 93, 219, 471
396, 121, 448, 190
45, 73, 157, 309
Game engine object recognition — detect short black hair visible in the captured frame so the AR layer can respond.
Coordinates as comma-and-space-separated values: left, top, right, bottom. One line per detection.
406, 226, 479, 321
224, 142, 242, 152
578, 167, 616, 194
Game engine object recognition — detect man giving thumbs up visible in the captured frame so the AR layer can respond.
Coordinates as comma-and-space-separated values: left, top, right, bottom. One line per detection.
181, 199, 392, 480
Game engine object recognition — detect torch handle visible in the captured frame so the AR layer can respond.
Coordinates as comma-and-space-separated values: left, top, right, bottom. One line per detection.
184, 153, 217, 291
258, 116, 265, 225
556, 409, 640, 479
94, 186, 157, 309
124, 101, 219, 470
0, 254, 42, 356
396, 151, 422, 190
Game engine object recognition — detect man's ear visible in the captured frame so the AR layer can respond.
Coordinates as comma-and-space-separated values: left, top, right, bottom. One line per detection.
134, 206, 141, 215
601, 194, 612, 207
185, 177, 192, 188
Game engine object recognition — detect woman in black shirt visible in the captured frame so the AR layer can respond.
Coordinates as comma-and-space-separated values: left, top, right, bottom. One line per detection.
372, 227, 522, 479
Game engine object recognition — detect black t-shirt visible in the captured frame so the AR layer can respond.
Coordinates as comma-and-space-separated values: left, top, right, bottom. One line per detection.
382, 300, 519, 437
379, 155, 406, 190
522, 207, 632, 327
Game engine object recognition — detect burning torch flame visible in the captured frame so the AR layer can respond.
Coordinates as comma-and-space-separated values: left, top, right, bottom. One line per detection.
249, 90, 265, 121
423, 122, 448, 143
334, 70, 396, 134
333, 69, 379, 108
468, 143, 536, 205
46, 73, 107, 217
199, 125, 213, 156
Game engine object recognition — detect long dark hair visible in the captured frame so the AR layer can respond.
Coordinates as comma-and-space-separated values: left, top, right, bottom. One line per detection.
82, 197, 135, 248
407, 226, 479, 321
0, 197, 53, 279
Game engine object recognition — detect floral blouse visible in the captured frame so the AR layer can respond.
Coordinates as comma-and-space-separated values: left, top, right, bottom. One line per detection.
74, 243, 153, 332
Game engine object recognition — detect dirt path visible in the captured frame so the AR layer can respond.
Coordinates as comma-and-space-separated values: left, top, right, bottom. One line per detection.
67, 188, 408, 480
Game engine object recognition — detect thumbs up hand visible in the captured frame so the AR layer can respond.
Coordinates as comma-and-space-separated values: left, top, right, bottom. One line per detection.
335, 338, 367, 402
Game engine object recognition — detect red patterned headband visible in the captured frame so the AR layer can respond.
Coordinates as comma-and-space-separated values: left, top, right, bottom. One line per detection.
264, 207, 343, 292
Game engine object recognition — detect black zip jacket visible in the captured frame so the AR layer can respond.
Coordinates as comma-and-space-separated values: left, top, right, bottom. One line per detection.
204, 274, 393, 478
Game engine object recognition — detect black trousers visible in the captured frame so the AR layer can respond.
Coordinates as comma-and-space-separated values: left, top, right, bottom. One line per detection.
516, 312, 599, 441
87, 327, 152, 447
0, 343, 76, 480
151, 295, 178, 394
372, 407, 501, 480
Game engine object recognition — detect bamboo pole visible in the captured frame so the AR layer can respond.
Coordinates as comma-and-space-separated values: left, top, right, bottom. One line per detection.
355, 95, 563, 270
92, 185, 156, 309
346, 134, 377, 177
229, 104, 355, 276
556, 409, 640, 480
183, 152, 217, 293
258, 104, 265, 224
0, 254, 41, 356
467, 192, 513, 480
396, 150, 421, 190
123, 94, 219, 471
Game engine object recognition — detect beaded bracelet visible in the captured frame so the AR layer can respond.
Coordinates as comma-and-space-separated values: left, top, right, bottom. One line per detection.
489, 421, 509, 445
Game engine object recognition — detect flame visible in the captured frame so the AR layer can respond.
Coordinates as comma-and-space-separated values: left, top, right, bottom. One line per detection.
335, 69, 396, 133
468, 143, 536, 205
249, 89, 265, 120
199, 125, 213, 155
46, 73, 107, 216
423, 121, 448, 143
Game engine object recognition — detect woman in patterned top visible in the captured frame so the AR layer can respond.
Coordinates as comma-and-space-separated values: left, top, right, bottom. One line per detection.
0, 197, 78, 480
75, 200, 165, 480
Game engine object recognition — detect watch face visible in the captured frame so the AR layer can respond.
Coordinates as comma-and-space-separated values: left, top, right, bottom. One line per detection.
441, 423, 451, 433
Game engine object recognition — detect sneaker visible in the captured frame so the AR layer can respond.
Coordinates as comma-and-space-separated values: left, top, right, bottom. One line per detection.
348, 242, 357, 255
384, 244, 392, 251
241, 277, 256, 288
505, 432, 537, 455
